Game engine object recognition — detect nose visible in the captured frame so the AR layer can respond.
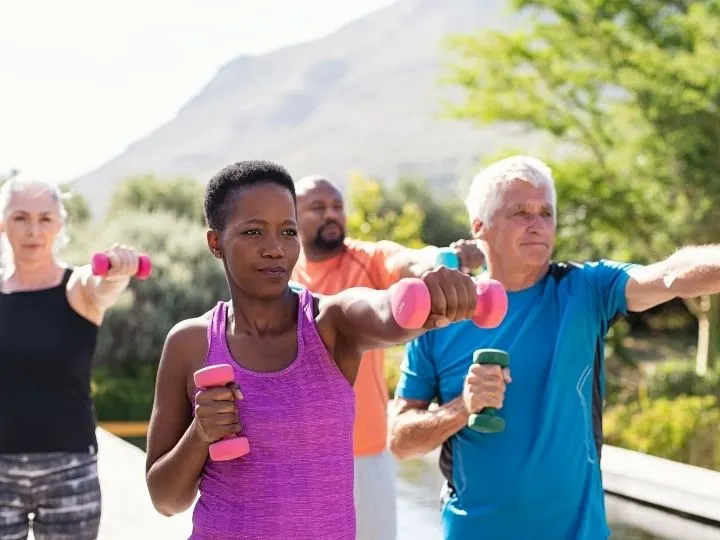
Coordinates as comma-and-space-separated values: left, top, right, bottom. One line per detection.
527, 214, 548, 233
324, 206, 343, 222
261, 234, 284, 259
28, 220, 41, 236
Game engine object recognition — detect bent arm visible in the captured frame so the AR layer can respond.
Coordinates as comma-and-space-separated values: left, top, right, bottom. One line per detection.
388, 396, 469, 460
145, 323, 210, 516
627, 244, 720, 312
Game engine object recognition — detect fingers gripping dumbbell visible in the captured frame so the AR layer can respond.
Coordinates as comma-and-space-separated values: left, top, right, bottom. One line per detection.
467, 349, 510, 434
193, 364, 250, 461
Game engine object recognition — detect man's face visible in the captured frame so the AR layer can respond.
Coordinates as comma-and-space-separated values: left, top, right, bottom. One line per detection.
297, 180, 346, 252
478, 180, 555, 267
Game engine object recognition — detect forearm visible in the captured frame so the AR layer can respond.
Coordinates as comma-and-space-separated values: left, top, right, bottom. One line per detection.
665, 244, 720, 297
389, 396, 469, 460
79, 265, 130, 311
93, 276, 131, 307
146, 420, 209, 516
330, 286, 425, 352
393, 246, 442, 279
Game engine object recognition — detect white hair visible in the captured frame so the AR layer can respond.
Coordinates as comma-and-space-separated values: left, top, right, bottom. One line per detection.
0, 173, 69, 269
464, 155, 557, 225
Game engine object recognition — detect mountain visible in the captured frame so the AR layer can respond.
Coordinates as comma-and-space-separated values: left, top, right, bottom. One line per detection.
72, 0, 535, 218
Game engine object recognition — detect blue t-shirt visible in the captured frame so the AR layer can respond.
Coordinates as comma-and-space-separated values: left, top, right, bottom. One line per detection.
396, 260, 637, 540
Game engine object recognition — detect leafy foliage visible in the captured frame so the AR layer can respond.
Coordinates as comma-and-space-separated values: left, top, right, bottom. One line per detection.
346, 173, 470, 248
108, 174, 205, 225
442, 0, 720, 369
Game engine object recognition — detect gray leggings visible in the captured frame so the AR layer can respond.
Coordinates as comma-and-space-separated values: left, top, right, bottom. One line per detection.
0, 452, 101, 540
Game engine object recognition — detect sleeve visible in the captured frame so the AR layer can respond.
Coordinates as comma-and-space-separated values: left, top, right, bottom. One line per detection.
395, 335, 439, 402
348, 240, 405, 289
583, 259, 640, 326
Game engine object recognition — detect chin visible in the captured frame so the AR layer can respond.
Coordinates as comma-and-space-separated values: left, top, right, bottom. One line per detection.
254, 280, 290, 299
519, 247, 551, 266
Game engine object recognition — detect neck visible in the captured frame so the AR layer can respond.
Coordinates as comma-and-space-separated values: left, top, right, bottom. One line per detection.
5, 257, 62, 287
485, 256, 549, 292
228, 286, 296, 336
301, 243, 344, 263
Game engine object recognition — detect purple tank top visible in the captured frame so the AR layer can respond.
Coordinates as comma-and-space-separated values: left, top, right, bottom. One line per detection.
189, 288, 356, 540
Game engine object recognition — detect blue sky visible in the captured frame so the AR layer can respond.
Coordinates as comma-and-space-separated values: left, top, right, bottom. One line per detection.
0, 0, 395, 182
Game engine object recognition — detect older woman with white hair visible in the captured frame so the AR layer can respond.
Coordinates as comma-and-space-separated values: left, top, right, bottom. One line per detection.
0, 174, 143, 540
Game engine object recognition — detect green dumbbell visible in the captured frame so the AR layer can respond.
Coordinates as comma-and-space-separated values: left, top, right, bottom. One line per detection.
467, 348, 510, 433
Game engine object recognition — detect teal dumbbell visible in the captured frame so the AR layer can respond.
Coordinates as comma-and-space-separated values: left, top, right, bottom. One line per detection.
467, 349, 510, 433
436, 247, 460, 269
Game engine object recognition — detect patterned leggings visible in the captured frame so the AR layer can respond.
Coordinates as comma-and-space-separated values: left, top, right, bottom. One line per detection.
0, 452, 101, 540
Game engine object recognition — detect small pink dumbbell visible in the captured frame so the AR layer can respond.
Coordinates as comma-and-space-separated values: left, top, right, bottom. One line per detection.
390, 277, 508, 330
91, 252, 152, 280
193, 364, 250, 461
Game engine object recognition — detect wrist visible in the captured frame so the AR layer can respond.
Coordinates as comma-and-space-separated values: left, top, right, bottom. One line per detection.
451, 395, 471, 419
189, 418, 212, 447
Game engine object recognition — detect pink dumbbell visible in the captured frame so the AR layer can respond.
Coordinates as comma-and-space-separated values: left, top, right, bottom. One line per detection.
390, 277, 508, 330
193, 364, 250, 461
91, 252, 152, 280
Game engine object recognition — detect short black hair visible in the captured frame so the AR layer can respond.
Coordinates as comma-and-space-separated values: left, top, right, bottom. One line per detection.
204, 160, 296, 231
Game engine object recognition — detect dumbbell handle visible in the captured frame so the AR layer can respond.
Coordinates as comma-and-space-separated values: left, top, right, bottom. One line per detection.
390, 277, 508, 330
193, 364, 250, 461
467, 349, 509, 433
91, 252, 152, 280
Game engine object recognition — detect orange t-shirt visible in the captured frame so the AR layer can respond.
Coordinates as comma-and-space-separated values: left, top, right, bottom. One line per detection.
291, 238, 404, 457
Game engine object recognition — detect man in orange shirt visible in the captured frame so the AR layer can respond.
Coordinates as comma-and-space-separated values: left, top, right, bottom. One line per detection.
291, 175, 485, 540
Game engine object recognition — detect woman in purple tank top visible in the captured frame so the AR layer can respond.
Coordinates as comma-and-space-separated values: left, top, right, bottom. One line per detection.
145, 160, 478, 540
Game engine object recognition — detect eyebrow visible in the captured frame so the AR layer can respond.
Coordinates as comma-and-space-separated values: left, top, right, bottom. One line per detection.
11, 210, 54, 216
241, 218, 297, 226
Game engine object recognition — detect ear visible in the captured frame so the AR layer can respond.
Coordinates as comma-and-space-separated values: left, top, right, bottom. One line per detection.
206, 229, 222, 259
470, 218, 487, 241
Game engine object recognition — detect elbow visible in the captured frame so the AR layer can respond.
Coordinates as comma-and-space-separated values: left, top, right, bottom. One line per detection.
388, 437, 409, 461
387, 427, 417, 461
149, 492, 193, 518
146, 474, 195, 517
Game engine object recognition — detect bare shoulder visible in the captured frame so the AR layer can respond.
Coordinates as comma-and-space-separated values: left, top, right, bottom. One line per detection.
164, 312, 212, 365
310, 292, 338, 352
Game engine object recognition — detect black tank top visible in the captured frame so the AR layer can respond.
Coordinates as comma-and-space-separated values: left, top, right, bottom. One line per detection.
0, 268, 100, 453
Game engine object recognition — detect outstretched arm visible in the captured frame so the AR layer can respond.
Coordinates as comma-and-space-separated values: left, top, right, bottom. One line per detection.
319, 266, 478, 354
377, 239, 485, 280
73, 245, 141, 311
627, 244, 720, 312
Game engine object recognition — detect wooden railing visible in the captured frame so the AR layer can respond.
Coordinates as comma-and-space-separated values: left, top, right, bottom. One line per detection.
98, 421, 149, 438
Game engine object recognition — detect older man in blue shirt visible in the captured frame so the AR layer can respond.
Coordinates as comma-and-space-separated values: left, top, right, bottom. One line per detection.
389, 155, 720, 539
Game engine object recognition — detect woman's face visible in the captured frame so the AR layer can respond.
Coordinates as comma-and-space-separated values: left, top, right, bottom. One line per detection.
1, 187, 63, 265
209, 182, 300, 299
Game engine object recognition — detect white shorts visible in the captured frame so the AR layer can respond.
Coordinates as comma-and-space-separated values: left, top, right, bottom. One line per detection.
354, 449, 397, 540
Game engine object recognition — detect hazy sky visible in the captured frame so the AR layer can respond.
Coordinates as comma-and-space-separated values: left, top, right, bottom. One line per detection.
0, 0, 396, 182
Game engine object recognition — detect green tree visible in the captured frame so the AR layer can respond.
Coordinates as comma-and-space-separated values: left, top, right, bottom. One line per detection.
346, 174, 471, 249
108, 174, 205, 224
442, 0, 720, 374
387, 178, 471, 248
346, 174, 425, 248
62, 189, 91, 225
